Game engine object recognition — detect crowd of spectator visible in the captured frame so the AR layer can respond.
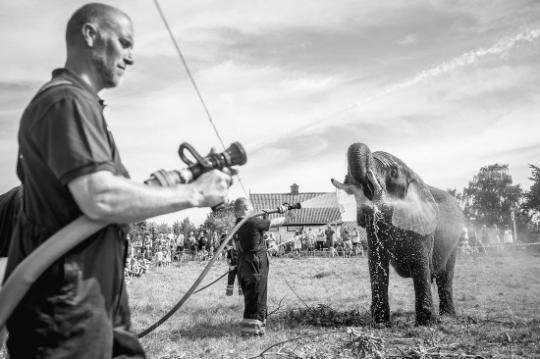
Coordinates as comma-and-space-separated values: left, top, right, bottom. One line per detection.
125, 223, 370, 277
459, 223, 516, 255
267, 224, 365, 257
125, 228, 230, 277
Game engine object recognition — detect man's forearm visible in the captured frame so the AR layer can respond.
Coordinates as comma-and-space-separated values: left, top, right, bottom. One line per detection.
87, 176, 199, 223
68, 170, 227, 223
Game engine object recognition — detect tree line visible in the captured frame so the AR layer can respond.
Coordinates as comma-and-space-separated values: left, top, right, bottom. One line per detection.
448, 163, 540, 241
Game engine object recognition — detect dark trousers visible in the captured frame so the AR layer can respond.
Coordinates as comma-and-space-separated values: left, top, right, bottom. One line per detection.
227, 266, 238, 286
238, 252, 269, 322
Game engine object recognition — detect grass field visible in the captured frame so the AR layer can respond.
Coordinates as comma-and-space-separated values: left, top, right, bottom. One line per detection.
1, 248, 539, 358
128, 247, 540, 358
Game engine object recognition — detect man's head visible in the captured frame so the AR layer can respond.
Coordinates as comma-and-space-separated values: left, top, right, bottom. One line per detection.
234, 197, 253, 218
66, 3, 134, 90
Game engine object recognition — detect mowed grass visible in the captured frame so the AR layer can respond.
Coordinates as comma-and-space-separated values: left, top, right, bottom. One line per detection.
128, 248, 540, 358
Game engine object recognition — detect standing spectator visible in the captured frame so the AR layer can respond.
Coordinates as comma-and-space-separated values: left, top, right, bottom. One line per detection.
226, 240, 241, 296
325, 224, 335, 257
187, 231, 197, 260
175, 231, 185, 261
198, 230, 208, 252
341, 226, 353, 257
469, 227, 487, 255
211, 231, 221, 255
293, 230, 302, 255
350, 227, 362, 256
503, 227, 514, 243
315, 228, 326, 251
479, 224, 489, 246
306, 228, 316, 253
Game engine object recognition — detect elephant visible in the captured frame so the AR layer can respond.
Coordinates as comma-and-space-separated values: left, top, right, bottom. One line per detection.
331, 143, 464, 325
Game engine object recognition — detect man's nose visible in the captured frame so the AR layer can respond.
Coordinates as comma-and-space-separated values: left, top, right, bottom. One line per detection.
125, 50, 134, 66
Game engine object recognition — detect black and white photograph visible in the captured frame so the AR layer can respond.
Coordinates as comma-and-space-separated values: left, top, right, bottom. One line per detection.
0, 1, 539, 358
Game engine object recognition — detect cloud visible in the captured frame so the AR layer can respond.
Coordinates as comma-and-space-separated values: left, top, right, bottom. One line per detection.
398, 34, 417, 45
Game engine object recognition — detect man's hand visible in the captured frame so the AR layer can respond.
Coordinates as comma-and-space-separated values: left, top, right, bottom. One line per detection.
276, 205, 288, 214
188, 169, 233, 208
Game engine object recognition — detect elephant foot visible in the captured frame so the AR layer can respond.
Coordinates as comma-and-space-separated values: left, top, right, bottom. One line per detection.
370, 304, 390, 325
439, 305, 456, 317
415, 310, 438, 326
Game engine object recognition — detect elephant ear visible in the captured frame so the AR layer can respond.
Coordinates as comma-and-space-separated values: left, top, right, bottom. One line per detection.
391, 181, 438, 236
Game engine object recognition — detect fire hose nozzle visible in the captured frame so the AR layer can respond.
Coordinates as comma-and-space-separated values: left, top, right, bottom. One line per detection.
145, 142, 247, 186
262, 202, 302, 216
285, 202, 302, 211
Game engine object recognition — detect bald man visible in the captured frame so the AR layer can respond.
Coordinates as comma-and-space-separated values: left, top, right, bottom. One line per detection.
4, 3, 231, 358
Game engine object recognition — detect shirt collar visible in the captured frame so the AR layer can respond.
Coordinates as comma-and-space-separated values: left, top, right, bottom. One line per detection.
51, 68, 105, 107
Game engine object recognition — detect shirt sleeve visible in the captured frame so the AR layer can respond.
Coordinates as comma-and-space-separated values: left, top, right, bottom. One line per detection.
31, 96, 116, 185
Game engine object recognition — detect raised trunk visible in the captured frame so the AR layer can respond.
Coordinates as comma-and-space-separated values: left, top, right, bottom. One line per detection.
347, 143, 376, 200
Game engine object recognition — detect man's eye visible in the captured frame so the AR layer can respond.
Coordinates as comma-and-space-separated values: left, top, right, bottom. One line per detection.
119, 39, 132, 48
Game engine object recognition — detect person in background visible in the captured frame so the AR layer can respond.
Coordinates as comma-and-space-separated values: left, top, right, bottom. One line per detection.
325, 224, 336, 257
233, 197, 287, 336
174, 231, 185, 261
2, 3, 232, 358
226, 240, 242, 296
341, 226, 353, 257
315, 228, 326, 251
350, 227, 363, 256
503, 227, 514, 244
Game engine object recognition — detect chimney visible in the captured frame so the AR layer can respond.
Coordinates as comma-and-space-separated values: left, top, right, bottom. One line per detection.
290, 183, 299, 195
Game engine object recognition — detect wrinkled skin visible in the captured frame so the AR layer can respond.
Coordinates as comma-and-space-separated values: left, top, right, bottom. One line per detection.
332, 143, 464, 325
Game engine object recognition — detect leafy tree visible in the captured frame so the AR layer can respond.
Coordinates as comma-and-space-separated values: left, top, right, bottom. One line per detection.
521, 164, 540, 213
520, 164, 540, 234
176, 217, 197, 238
201, 200, 236, 236
462, 164, 522, 227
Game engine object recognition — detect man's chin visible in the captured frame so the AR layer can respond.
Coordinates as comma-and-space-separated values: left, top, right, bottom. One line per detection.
103, 78, 121, 89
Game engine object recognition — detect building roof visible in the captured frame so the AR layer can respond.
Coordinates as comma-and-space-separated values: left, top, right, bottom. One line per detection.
249, 192, 343, 226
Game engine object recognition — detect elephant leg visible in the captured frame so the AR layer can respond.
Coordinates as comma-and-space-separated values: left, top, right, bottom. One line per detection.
410, 246, 436, 325
367, 232, 390, 324
436, 249, 457, 316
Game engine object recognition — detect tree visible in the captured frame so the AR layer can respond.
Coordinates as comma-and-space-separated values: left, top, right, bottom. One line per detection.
462, 164, 522, 227
521, 164, 540, 232
521, 164, 540, 213
176, 217, 197, 238
201, 200, 236, 236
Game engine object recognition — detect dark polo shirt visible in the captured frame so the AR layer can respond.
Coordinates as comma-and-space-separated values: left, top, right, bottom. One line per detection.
235, 217, 270, 254
5, 69, 141, 358
0, 186, 21, 257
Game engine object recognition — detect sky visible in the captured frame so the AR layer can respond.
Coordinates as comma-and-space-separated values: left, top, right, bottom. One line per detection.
1, 0, 539, 224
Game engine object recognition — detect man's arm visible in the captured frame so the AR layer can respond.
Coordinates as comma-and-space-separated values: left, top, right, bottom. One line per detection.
68, 169, 230, 223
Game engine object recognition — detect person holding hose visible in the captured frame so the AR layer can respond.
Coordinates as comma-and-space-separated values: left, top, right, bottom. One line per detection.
2, 3, 232, 358
233, 197, 287, 336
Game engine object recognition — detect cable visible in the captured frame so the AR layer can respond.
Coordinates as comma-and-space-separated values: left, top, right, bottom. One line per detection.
153, 0, 249, 198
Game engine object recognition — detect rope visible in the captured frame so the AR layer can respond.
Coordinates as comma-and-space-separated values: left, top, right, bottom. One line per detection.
153, 0, 249, 198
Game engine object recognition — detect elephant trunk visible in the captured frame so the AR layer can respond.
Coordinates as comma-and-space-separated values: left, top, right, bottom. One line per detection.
347, 143, 378, 200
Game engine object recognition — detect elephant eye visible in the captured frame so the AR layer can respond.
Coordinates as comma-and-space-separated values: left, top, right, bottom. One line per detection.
390, 168, 398, 178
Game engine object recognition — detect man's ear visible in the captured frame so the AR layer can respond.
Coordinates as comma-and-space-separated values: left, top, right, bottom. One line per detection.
82, 22, 99, 47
